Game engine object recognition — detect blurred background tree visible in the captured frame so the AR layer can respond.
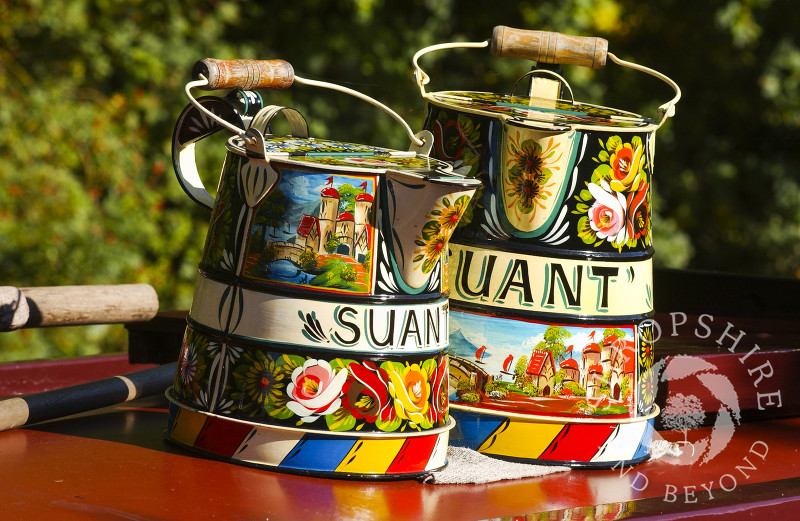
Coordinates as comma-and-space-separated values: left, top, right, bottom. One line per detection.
0, 0, 798, 361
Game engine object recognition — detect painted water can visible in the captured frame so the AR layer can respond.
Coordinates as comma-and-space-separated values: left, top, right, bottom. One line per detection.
166, 59, 481, 478
412, 27, 680, 467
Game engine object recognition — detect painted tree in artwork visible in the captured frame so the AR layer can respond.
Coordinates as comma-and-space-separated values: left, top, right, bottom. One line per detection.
534, 325, 572, 363
513, 355, 528, 388
602, 328, 626, 343
253, 189, 290, 246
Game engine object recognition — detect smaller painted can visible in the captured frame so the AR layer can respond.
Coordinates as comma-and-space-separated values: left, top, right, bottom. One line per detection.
167, 58, 479, 478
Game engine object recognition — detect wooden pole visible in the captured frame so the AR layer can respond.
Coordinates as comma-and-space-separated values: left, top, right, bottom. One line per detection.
0, 284, 159, 331
0, 362, 176, 432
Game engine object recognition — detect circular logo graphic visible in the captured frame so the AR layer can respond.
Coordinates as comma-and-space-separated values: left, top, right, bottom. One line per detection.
649, 356, 742, 465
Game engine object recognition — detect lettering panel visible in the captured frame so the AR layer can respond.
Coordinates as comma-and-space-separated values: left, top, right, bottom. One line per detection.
189, 276, 449, 353
450, 243, 653, 317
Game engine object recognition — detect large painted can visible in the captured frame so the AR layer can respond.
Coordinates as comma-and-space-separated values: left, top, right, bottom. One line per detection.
166, 59, 480, 478
413, 27, 680, 467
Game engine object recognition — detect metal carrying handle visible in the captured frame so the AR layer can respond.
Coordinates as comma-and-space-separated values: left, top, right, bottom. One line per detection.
412, 26, 681, 127
186, 58, 424, 147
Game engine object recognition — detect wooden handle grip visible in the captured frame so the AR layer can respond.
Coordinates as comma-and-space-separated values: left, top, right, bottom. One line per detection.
0, 284, 159, 331
491, 26, 608, 69
192, 58, 295, 90
0, 362, 176, 432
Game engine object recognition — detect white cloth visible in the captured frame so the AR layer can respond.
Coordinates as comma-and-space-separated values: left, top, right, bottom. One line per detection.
421, 446, 570, 485
649, 439, 683, 459
422, 440, 683, 485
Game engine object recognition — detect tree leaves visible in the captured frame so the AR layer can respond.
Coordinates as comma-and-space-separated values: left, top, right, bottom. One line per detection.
2, 0, 799, 362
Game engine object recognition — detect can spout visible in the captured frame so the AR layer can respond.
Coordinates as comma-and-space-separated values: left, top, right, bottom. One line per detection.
381, 169, 481, 292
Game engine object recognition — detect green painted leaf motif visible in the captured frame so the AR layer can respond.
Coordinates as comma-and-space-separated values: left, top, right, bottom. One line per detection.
606, 135, 622, 151
325, 406, 358, 431
380, 360, 405, 374
420, 357, 437, 379
457, 114, 481, 143
267, 403, 294, 420
329, 358, 354, 372
516, 197, 535, 215
420, 220, 441, 241
597, 150, 610, 163
593, 163, 613, 183
375, 413, 402, 432
577, 216, 597, 245
417, 416, 434, 430
421, 258, 435, 273
631, 135, 643, 148
278, 353, 306, 374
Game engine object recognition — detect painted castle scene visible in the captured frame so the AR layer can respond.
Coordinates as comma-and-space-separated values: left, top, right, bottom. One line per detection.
243, 171, 377, 294
449, 311, 637, 417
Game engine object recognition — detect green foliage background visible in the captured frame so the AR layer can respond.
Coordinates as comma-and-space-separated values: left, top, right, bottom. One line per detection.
1, 0, 798, 361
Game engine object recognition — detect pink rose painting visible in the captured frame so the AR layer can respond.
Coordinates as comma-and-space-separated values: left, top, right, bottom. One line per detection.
286, 359, 348, 423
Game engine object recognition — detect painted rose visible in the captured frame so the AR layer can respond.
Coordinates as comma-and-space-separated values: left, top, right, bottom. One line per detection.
341, 361, 394, 423
426, 357, 449, 425
626, 182, 649, 241
387, 362, 431, 427
608, 141, 645, 192
286, 359, 348, 423
587, 180, 628, 244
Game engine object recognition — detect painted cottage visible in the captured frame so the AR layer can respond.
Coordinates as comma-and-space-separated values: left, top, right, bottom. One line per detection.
296, 215, 321, 252
525, 349, 555, 396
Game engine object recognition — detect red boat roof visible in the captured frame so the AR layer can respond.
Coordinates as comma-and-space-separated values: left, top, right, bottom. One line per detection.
355, 193, 373, 202
337, 212, 354, 221
588, 363, 604, 374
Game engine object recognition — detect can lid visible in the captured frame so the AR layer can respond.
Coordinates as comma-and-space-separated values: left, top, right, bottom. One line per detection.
429, 91, 656, 129
228, 134, 454, 173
